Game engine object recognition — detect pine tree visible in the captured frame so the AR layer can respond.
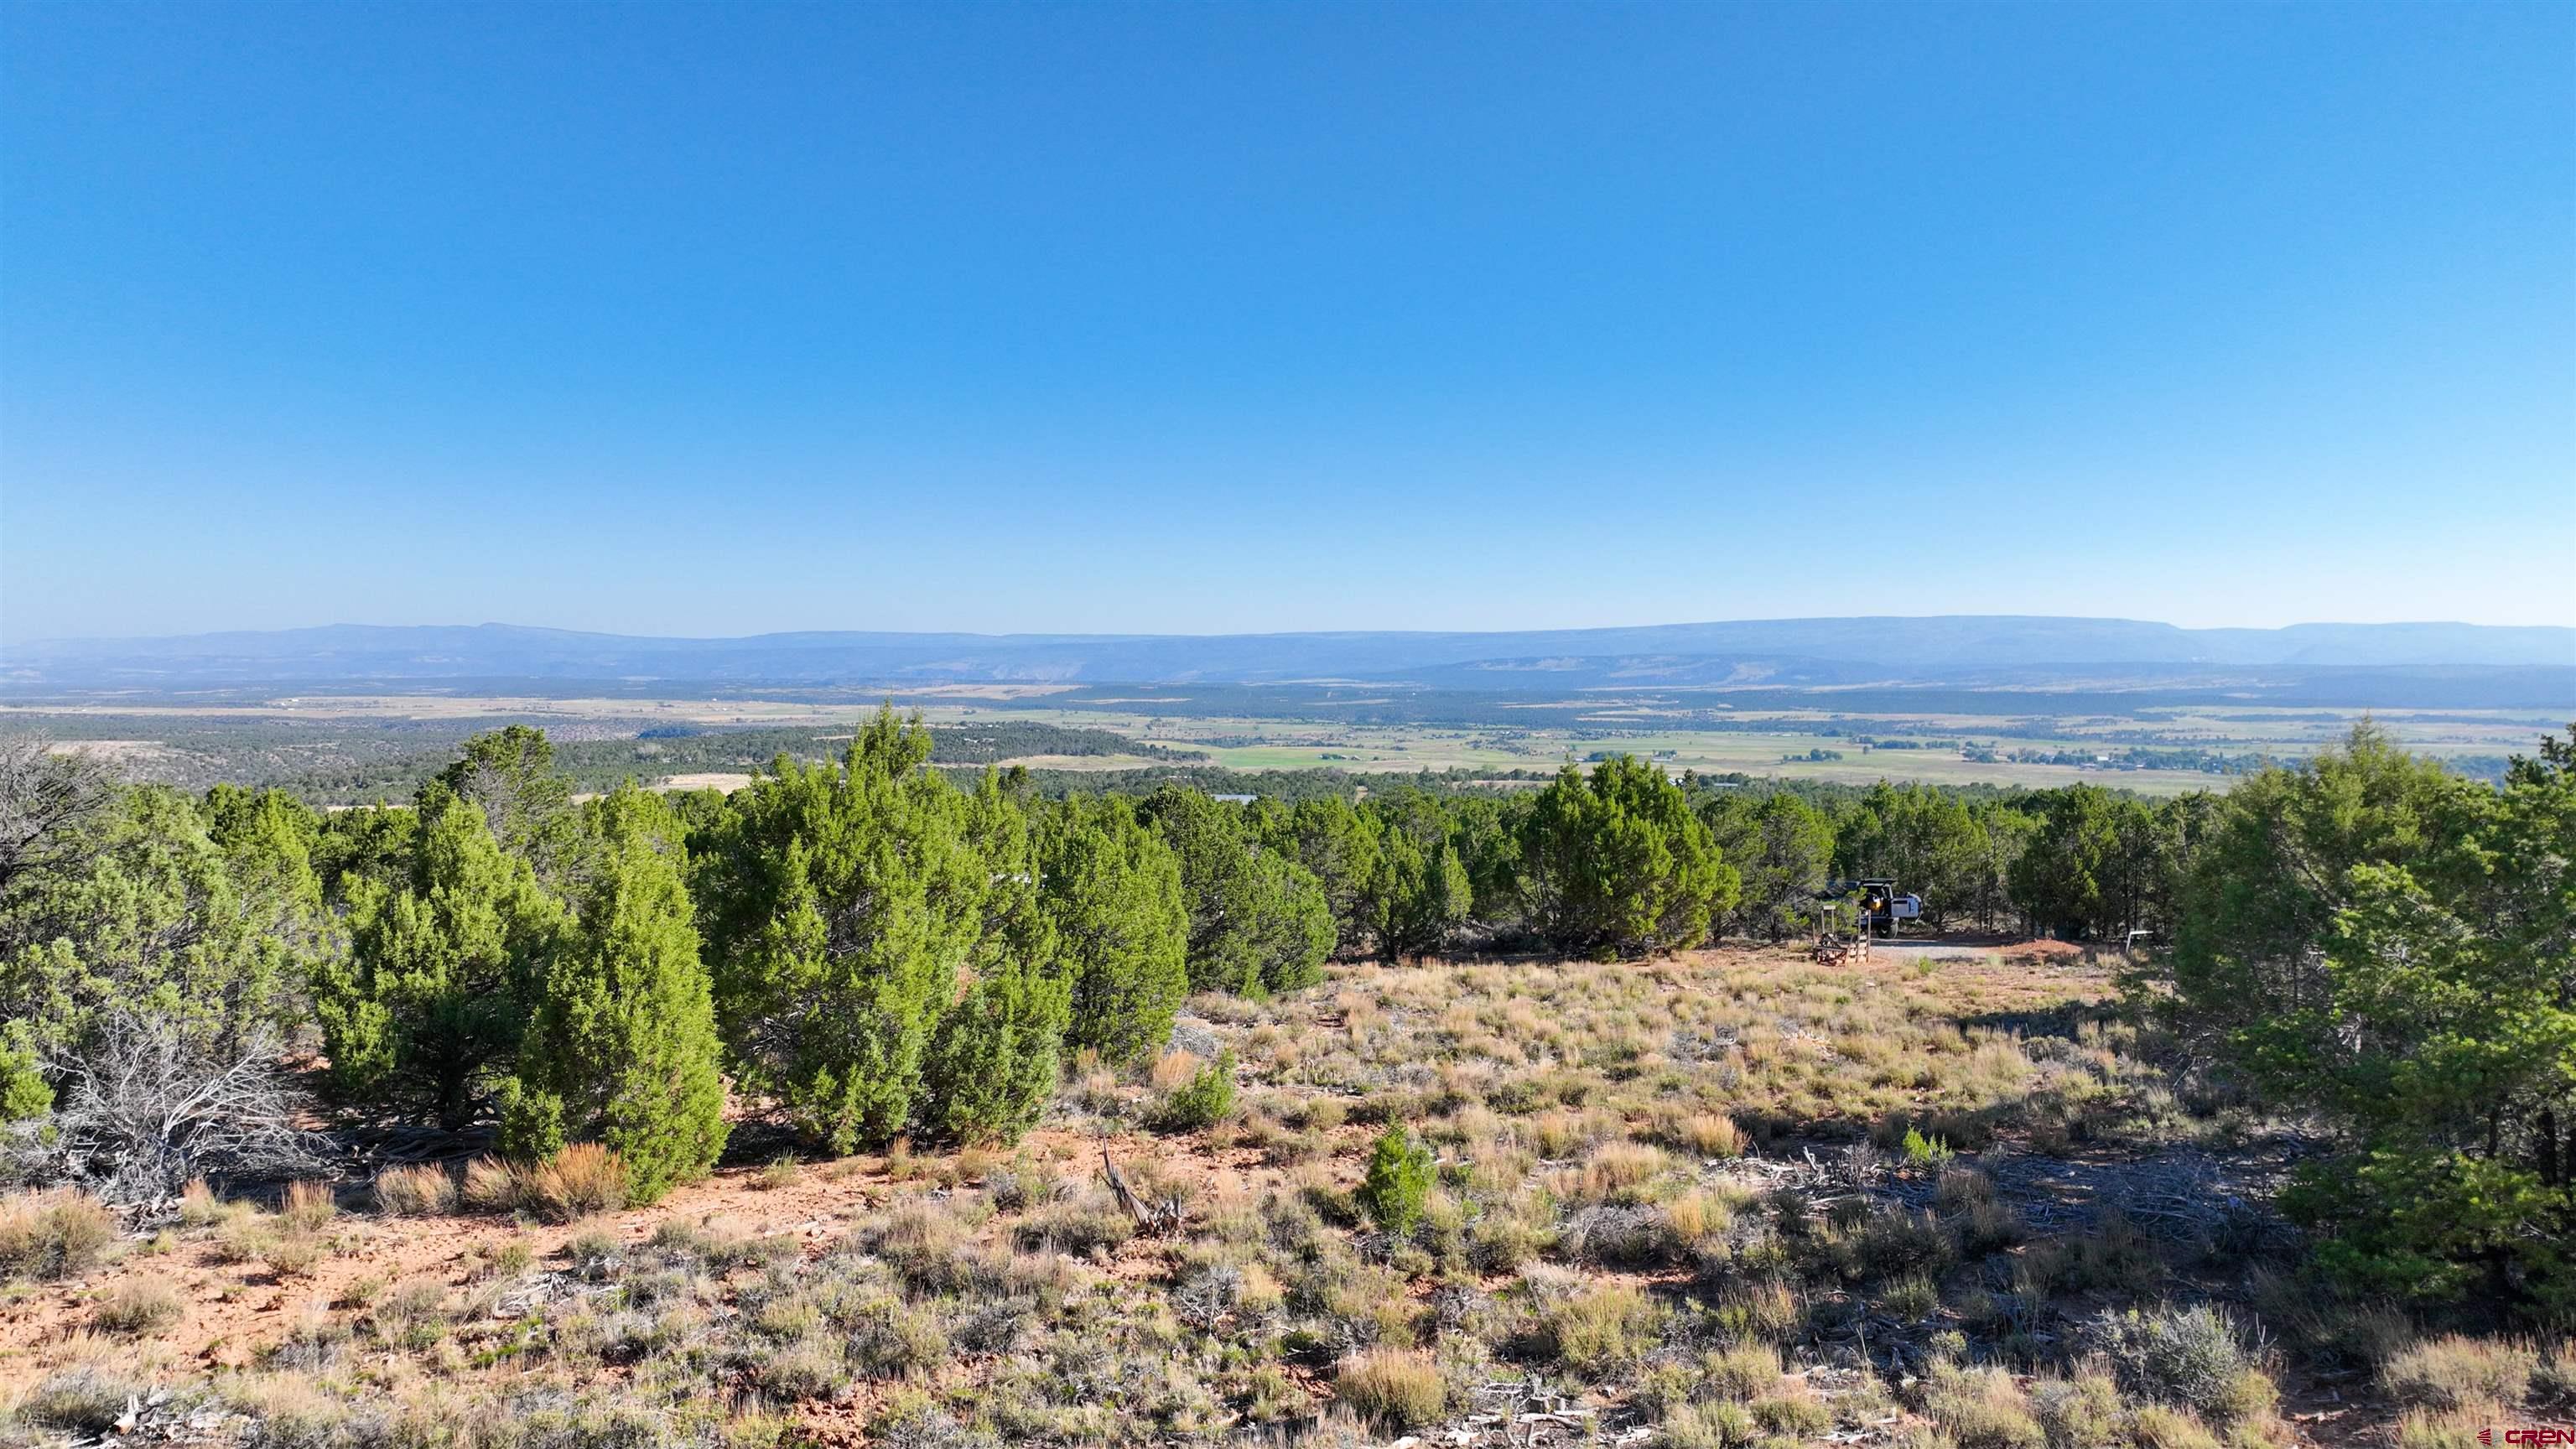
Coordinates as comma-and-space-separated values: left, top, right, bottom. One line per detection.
1359, 1123, 1433, 1234
434, 725, 578, 880
505, 786, 727, 1202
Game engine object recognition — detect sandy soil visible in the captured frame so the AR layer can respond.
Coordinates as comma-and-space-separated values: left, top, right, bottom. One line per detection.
655, 772, 757, 792
0, 1119, 1363, 1396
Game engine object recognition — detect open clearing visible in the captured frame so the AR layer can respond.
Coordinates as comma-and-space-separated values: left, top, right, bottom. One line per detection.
8, 942, 2480, 1449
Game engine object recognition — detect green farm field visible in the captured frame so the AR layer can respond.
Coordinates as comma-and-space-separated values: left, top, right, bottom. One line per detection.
8, 694, 2555, 798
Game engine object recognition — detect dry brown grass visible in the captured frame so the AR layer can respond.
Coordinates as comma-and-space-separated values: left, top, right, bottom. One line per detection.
2381, 1334, 2539, 1412
90, 1276, 184, 1335
460, 1156, 519, 1213
522, 1145, 629, 1222
1335, 1347, 1444, 1428
373, 1164, 459, 1217
1651, 1109, 1745, 1159
279, 1181, 338, 1234
0, 946, 2513, 1449
0, 1190, 116, 1282
1148, 1049, 1204, 1091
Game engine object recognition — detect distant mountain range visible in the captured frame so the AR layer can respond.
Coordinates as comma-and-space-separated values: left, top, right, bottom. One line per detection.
4, 618, 2570, 704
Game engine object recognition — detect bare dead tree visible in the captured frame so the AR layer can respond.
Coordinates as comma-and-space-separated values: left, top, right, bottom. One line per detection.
0, 738, 116, 901
46, 1011, 325, 1209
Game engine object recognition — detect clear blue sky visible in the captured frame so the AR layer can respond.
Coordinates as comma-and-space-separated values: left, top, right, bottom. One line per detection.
3, 2, 2569, 642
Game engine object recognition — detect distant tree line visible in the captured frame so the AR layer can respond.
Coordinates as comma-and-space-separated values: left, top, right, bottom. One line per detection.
271, 719, 1199, 804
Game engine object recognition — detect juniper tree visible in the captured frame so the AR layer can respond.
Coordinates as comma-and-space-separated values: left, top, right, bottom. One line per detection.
2163, 724, 2573, 1310
1520, 756, 1734, 959
697, 708, 984, 1152
501, 785, 727, 1201
0, 739, 114, 912
435, 725, 578, 880
311, 802, 418, 904
1444, 794, 1527, 937
1140, 786, 1333, 995
314, 793, 564, 1129
920, 771, 1069, 1145
1703, 792, 1834, 942
1259, 797, 1381, 955
1038, 798, 1189, 1067
2007, 785, 2148, 939
3, 784, 319, 1098
1365, 792, 1471, 961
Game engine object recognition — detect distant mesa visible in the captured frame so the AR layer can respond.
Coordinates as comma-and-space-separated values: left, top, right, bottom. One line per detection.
3, 616, 2569, 704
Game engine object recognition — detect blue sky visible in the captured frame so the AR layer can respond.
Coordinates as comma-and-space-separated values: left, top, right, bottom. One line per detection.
3, 2, 2569, 642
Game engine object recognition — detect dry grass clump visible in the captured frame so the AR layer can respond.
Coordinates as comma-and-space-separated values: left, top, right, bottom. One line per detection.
279, 1180, 338, 1233
523, 1144, 629, 1221
2392, 1406, 2494, 1449
1530, 1109, 1609, 1158
654, 1213, 796, 1275
2127, 1403, 2225, 1449
1922, 1362, 2046, 1449
1750, 1381, 1832, 1436
1148, 1049, 1205, 1091
91, 1275, 184, 1335
1822, 1203, 1955, 1283
261, 1227, 329, 1276
175, 1178, 226, 1228
372, 1163, 458, 1216
200, 1187, 344, 1279
1012, 1193, 1135, 1258
1698, 1340, 1784, 1401
1659, 1400, 1760, 1449
460, 1156, 520, 1213
0, 1190, 116, 1282
14, 1361, 158, 1438
2028, 1367, 2123, 1448
860, 1201, 977, 1288
450, 1145, 630, 1221
2381, 1334, 2539, 1411
2535, 1342, 2576, 1408
1651, 1109, 1745, 1159
1335, 1346, 1444, 1428
1564, 1140, 1669, 1202
1540, 1279, 1666, 1376
2013, 1210, 2163, 1298
1660, 1187, 1742, 1250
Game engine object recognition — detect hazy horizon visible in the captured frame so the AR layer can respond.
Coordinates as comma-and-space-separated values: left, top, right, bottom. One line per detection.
15, 612, 2576, 649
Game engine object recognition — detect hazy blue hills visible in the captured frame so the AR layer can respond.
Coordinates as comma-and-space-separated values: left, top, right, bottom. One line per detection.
4, 618, 2569, 705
